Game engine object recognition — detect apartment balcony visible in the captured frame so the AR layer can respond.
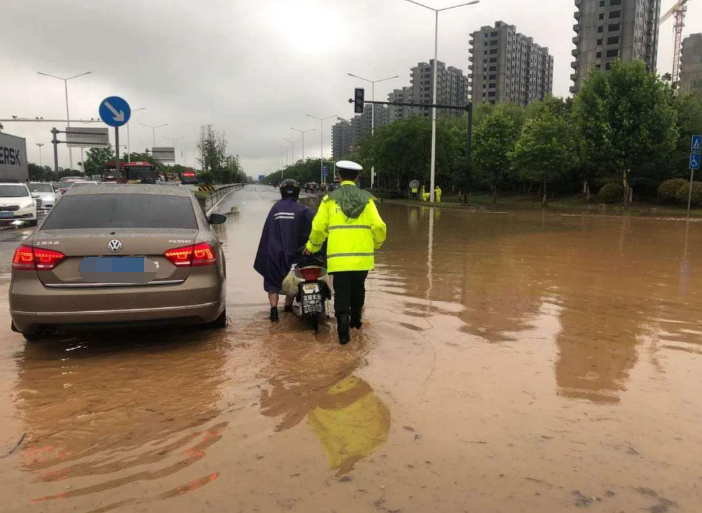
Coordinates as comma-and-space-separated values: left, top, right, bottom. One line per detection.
570, 73, 578, 82
572, 48, 579, 57
571, 60, 578, 69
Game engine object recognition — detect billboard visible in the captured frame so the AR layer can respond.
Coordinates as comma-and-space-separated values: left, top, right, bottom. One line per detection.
0, 132, 29, 182
152, 147, 175, 163
65, 127, 109, 148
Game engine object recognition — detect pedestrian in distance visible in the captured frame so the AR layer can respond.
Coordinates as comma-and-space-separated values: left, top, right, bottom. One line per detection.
254, 180, 315, 322
304, 161, 387, 345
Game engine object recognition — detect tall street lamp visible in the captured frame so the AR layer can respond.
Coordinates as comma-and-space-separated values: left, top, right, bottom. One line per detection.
140, 123, 168, 148
306, 114, 338, 184
401, 0, 480, 202
37, 70, 92, 170
36, 143, 44, 168
290, 128, 315, 162
347, 73, 399, 189
278, 145, 289, 177
127, 107, 146, 163
282, 138, 299, 165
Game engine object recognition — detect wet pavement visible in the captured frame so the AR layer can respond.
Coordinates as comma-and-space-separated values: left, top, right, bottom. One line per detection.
1, 185, 702, 512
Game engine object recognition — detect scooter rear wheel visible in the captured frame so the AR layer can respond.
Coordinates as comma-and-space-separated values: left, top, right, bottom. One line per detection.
307, 313, 319, 333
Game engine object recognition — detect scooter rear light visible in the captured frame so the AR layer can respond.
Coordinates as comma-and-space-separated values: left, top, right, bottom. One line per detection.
299, 267, 321, 281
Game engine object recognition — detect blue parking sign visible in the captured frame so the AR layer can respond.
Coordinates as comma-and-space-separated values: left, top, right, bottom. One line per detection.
691, 153, 700, 170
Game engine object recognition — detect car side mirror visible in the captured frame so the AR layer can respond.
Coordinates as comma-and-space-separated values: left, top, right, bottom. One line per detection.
209, 213, 227, 225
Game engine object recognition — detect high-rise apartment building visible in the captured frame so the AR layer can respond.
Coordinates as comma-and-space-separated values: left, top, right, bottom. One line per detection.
469, 21, 554, 107
331, 105, 389, 160
409, 60, 469, 117
681, 33, 702, 101
388, 87, 414, 122
571, 0, 661, 93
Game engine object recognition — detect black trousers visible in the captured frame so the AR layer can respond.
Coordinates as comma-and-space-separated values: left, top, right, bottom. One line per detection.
331, 271, 368, 318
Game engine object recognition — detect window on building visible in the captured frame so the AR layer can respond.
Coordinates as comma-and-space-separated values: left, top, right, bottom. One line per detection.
605, 62, 612, 70
598, 26, 604, 33
606, 49, 619, 58
610, 0, 622, 5
489, 75, 496, 80
609, 10, 621, 19
608, 23, 620, 31
597, 38, 603, 45
607, 36, 620, 45
599, 13, 605, 20
490, 49, 498, 54
596, 51, 602, 58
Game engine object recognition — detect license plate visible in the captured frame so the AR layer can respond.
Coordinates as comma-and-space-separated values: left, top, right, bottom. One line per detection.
0, 212, 13, 218
302, 291, 324, 314
79, 257, 157, 284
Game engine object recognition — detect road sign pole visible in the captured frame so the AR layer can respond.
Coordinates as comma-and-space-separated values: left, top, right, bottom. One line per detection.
115, 127, 120, 180
51, 128, 59, 174
688, 168, 694, 215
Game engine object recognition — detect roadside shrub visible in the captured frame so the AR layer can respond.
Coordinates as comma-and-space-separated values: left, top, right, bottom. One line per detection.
674, 181, 702, 207
658, 178, 689, 202
598, 183, 624, 204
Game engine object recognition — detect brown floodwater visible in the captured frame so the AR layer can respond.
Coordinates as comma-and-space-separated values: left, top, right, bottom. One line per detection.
1, 185, 701, 512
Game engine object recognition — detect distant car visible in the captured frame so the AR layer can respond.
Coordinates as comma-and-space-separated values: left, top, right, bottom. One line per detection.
28, 182, 58, 210
69, 181, 100, 189
10, 185, 228, 341
0, 183, 38, 226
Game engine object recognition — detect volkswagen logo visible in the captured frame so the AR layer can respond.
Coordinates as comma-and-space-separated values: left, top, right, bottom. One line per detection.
107, 239, 123, 253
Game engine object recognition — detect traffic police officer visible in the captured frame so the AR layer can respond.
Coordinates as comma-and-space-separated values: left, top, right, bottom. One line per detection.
304, 161, 387, 344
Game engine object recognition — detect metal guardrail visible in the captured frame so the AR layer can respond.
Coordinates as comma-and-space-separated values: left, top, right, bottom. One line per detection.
204, 184, 242, 213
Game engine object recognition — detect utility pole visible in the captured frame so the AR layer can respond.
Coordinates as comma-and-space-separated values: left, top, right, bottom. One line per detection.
37, 70, 92, 171
347, 73, 399, 189
36, 143, 44, 167
290, 128, 315, 162
400, 0, 480, 202
306, 114, 338, 184
127, 107, 146, 163
140, 122, 168, 148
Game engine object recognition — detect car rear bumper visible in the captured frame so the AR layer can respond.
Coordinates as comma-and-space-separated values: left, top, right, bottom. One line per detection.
10, 269, 225, 333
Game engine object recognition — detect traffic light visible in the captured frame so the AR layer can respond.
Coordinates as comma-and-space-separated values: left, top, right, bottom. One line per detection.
354, 88, 365, 114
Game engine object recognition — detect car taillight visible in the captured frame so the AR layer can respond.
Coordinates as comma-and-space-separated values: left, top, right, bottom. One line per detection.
192, 242, 216, 266
164, 242, 216, 267
164, 245, 194, 267
299, 267, 321, 281
12, 245, 65, 271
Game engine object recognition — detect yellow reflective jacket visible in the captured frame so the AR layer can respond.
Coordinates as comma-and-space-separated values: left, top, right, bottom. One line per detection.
306, 181, 387, 273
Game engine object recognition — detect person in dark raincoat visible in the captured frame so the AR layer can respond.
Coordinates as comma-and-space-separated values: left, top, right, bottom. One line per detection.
254, 180, 315, 322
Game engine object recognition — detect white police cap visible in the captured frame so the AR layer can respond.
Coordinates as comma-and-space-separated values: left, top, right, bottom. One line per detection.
336, 160, 363, 172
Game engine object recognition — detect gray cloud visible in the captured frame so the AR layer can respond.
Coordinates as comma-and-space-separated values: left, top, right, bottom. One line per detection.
1, 0, 694, 177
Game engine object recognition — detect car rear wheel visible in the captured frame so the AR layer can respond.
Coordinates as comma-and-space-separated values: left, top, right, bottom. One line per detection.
22, 331, 43, 342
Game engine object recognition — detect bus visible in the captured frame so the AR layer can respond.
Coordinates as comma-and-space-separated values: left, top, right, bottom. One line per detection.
103, 161, 159, 184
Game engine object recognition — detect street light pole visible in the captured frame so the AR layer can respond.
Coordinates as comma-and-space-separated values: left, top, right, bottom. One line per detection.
347, 73, 399, 189
306, 114, 338, 184
127, 107, 146, 163
37, 70, 92, 171
282, 138, 299, 165
400, 0, 480, 202
140, 123, 168, 149
290, 128, 315, 162
36, 143, 44, 167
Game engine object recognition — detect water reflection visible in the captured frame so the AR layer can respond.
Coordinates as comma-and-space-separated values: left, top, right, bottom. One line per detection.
14, 331, 227, 509
258, 333, 390, 475
376, 204, 702, 404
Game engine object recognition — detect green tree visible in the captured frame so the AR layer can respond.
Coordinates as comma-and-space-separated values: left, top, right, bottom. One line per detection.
473, 108, 519, 203
84, 146, 116, 176
575, 61, 678, 206
511, 111, 573, 206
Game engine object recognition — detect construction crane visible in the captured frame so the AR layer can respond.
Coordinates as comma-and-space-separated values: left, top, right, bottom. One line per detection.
660, 0, 690, 83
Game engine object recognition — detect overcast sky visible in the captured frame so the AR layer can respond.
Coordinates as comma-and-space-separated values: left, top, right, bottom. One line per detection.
2, 0, 699, 177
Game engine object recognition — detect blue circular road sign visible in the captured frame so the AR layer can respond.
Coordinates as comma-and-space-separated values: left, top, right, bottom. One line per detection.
99, 96, 131, 128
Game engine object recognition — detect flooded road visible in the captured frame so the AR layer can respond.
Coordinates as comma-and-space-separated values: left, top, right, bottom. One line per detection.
1, 185, 701, 512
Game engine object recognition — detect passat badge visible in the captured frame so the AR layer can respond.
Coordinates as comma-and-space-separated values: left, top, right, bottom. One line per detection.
107, 239, 123, 253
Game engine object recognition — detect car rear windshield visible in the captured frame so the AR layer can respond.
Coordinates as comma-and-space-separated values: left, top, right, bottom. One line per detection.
29, 184, 53, 193
41, 194, 198, 230
0, 185, 29, 197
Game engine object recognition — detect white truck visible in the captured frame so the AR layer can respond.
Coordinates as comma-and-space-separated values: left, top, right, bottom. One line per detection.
0, 132, 29, 182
